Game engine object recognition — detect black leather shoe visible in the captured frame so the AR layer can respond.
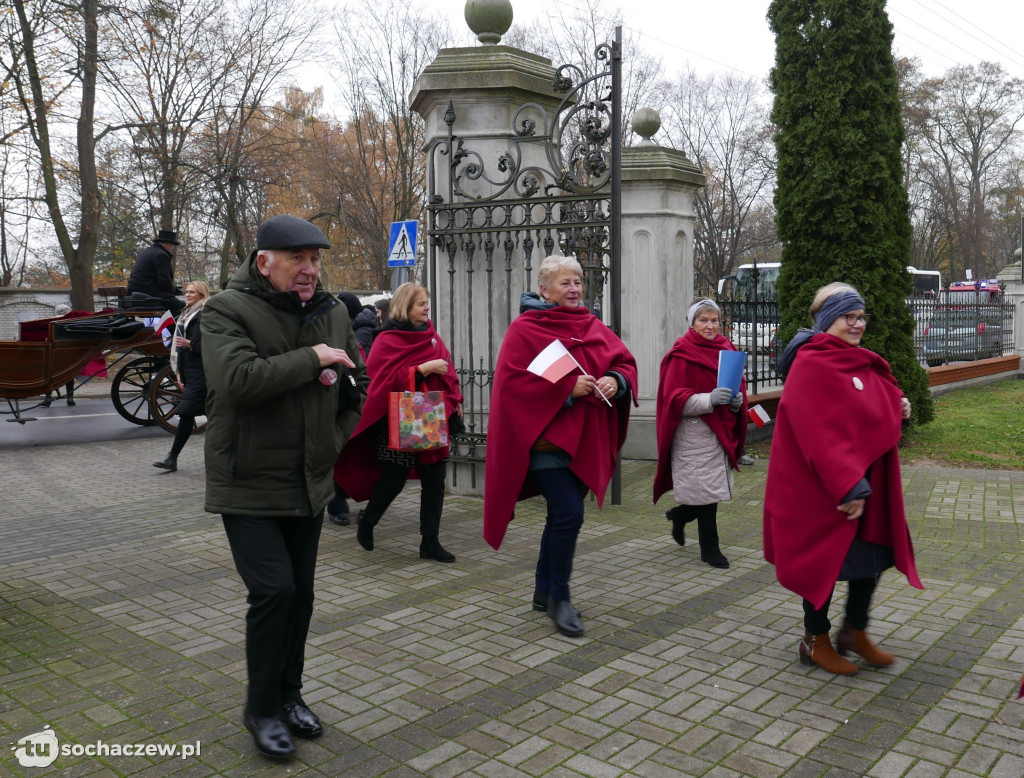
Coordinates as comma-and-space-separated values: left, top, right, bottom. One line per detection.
419, 537, 455, 563
152, 456, 177, 472
547, 599, 584, 637
327, 510, 350, 526
66, 399, 76, 407
532, 590, 548, 612
40, 397, 52, 408
243, 710, 295, 759
280, 699, 323, 739
356, 510, 374, 551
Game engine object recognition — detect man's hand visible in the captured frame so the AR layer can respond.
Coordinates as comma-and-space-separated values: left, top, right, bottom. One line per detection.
312, 344, 355, 368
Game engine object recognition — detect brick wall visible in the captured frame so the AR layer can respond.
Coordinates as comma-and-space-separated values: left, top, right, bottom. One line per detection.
0, 289, 105, 340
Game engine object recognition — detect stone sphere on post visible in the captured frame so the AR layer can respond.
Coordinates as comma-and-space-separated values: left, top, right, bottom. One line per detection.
465, 0, 513, 45
632, 107, 661, 146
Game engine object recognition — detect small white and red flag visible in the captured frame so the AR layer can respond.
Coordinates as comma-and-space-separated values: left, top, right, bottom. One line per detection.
154, 310, 175, 335
527, 339, 580, 384
748, 404, 771, 428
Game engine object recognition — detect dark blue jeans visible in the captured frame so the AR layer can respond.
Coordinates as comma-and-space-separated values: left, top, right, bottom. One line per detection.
531, 468, 588, 603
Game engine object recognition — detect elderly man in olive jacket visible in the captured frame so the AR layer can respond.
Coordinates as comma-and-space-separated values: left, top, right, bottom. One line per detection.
201, 215, 368, 760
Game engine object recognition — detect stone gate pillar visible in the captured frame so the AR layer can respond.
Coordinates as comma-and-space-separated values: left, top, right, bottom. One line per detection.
619, 112, 706, 458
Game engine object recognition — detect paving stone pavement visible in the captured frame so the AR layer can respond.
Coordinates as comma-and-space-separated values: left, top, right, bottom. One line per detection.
2, 435, 1024, 777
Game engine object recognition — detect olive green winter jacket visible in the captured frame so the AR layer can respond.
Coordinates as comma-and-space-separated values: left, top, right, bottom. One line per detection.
201, 259, 368, 517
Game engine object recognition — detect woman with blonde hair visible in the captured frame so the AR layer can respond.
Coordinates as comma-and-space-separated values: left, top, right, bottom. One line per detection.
154, 280, 210, 472
334, 283, 463, 562
484, 256, 637, 637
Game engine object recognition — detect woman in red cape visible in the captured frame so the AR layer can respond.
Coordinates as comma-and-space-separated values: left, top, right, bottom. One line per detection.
334, 283, 463, 563
483, 255, 637, 638
764, 282, 922, 676
654, 297, 747, 568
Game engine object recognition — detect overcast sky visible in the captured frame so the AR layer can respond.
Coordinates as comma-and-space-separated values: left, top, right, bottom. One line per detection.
415, 0, 1024, 82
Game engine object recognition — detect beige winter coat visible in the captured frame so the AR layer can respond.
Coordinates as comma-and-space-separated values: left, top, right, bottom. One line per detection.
670, 392, 734, 505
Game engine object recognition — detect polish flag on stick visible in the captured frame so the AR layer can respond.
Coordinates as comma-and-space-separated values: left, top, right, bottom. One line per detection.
748, 404, 771, 428
526, 339, 613, 407
154, 310, 175, 335
527, 339, 581, 383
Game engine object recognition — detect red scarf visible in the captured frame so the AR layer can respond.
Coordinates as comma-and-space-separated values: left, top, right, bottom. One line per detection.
653, 328, 747, 503
334, 322, 462, 501
763, 333, 922, 608
482, 306, 638, 550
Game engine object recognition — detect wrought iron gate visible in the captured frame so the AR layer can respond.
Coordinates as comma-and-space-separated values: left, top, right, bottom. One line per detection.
425, 31, 622, 479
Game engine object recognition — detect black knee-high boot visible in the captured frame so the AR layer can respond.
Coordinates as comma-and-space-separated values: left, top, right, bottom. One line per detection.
696, 504, 729, 568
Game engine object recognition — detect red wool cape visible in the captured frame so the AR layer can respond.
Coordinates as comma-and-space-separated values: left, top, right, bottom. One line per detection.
482, 306, 638, 550
334, 322, 462, 502
763, 334, 923, 609
653, 328, 748, 504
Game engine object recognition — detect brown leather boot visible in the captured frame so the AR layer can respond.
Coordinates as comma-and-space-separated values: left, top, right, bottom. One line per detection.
836, 622, 894, 667
799, 632, 858, 675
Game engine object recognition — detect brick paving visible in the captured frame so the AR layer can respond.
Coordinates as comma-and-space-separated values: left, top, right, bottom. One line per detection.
2, 434, 1024, 777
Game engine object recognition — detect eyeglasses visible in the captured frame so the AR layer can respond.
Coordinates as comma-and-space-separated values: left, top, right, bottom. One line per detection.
842, 313, 871, 326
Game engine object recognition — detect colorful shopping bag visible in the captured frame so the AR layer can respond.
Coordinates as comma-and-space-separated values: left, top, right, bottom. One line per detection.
387, 369, 448, 452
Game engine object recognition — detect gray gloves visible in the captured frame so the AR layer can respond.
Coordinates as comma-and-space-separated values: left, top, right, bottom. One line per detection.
709, 387, 734, 406
729, 393, 743, 411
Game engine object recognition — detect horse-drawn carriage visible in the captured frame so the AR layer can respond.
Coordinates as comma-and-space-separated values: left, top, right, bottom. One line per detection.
1, 288, 204, 435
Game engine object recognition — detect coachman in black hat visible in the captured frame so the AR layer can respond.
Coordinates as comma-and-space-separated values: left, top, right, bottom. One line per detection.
126, 228, 185, 315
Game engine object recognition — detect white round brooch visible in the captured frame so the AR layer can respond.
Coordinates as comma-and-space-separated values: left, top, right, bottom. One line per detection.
852, 376, 864, 391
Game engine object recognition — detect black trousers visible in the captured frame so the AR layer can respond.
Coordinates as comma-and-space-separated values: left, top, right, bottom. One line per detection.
222, 512, 323, 716
803, 575, 879, 634
363, 459, 446, 537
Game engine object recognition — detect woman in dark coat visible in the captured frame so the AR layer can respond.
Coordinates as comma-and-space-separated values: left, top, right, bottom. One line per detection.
334, 283, 463, 562
154, 281, 210, 472
764, 282, 922, 675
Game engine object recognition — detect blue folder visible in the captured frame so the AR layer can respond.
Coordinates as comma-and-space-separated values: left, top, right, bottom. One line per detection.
717, 350, 747, 395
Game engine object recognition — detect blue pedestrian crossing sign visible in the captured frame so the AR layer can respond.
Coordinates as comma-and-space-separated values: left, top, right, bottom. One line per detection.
387, 220, 418, 267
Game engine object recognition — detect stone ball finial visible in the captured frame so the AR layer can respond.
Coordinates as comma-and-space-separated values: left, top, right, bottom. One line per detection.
465, 0, 513, 45
632, 107, 661, 146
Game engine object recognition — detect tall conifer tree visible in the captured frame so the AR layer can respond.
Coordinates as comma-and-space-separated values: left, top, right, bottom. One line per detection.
769, 0, 932, 423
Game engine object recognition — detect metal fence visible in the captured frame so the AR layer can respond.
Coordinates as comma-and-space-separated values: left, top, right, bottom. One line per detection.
717, 294, 1016, 394
909, 295, 1015, 367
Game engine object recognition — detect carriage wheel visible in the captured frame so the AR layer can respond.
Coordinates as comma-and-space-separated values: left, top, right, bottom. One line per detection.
111, 356, 165, 426
150, 364, 207, 435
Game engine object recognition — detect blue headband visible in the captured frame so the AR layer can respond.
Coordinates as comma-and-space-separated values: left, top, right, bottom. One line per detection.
814, 291, 865, 332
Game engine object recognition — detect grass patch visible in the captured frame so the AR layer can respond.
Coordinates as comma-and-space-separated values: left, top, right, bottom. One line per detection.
746, 378, 1024, 470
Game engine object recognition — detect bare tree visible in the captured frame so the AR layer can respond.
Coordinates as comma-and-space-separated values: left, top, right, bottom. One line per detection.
5, 0, 104, 309
913, 63, 1024, 281
190, 0, 320, 283
327, 0, 451, 289
102, 0, 232, 239
662, 70, 777, 293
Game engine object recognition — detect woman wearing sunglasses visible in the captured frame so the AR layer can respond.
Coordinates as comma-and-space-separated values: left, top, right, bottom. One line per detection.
764, 282, 922, 675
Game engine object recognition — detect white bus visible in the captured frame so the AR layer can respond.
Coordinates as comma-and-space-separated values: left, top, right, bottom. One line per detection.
907, 266, 941, 297
717, 262, 781, 302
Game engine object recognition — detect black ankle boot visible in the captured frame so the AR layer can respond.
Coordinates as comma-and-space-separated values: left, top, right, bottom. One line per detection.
697, 510, 729, 568
666, 506, 692, 546
153, 455, 177, 472
356, 510, 376, 551
419, 537, 455, 563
